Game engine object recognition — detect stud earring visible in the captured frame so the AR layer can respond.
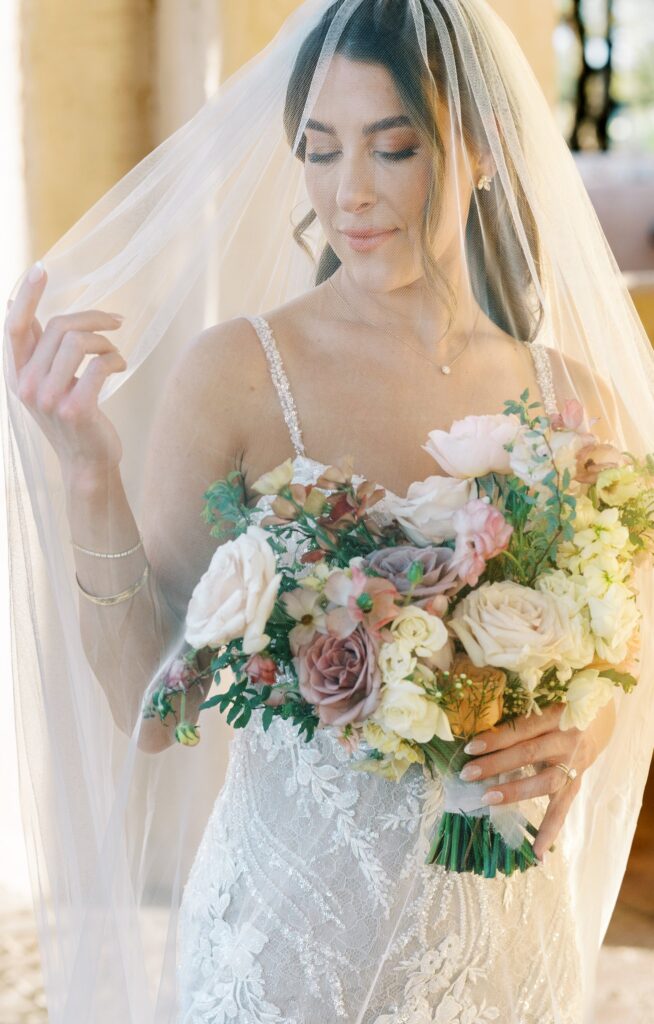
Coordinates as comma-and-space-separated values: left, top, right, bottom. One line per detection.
476, 174, 492, 191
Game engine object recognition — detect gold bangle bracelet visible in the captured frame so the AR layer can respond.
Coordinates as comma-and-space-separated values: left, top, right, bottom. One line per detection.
75, 562, 150, 606
71, 534, 143, 558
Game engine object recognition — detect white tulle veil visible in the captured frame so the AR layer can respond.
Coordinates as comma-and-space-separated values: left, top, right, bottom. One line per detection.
2, 0, 654, 1020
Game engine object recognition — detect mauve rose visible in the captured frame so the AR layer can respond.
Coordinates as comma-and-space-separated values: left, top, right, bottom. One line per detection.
295, 625, 382, 727
363, 545, 461, 607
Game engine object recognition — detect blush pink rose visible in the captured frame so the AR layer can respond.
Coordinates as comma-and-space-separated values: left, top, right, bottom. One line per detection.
451, 498, 513, 587
295, 625, 382, 727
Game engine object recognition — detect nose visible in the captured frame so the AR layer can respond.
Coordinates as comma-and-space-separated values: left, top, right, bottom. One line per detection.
335, 153, 377, 213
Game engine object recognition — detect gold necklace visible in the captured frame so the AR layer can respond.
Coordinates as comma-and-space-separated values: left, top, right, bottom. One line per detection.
327, 274, 480, 375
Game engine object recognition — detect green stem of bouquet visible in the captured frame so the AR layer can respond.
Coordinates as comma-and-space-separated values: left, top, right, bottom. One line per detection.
421, 741, 539, 878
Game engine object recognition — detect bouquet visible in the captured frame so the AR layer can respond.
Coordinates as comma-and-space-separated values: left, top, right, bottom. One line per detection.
144, 392, 652, 877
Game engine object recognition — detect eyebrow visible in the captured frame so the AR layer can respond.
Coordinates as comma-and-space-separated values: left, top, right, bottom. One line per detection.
304, 114, 413, 137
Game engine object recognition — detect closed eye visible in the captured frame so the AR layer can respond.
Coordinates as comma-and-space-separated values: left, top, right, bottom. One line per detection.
307, 147, 419, 164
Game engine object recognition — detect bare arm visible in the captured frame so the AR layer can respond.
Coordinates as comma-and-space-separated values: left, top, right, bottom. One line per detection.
5, 265, 259, 753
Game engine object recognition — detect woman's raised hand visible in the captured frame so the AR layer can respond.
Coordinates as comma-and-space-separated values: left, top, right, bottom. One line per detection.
4, 262, 128, 480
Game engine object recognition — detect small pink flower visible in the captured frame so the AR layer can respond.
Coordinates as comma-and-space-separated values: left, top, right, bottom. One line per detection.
323, 564, 400, 638
335, 725, 362, 753
244, 653, 286, 706
165, 656, 199, 692
451, 498, 513, 587
550, 398, 585, 432
244, 652, 278, 686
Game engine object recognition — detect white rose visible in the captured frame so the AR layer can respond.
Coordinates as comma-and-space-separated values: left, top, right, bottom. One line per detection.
423, 414, 522, 479
588, 582, 641, 664
374, 679, 454, 743
559, 669, 615, 731
450, 581, 575, 690
389, 606, 450, 660
385, 475, 475, 546
379, 640, 417, 686
509, 429, 590, 487
185, 524, 282, 655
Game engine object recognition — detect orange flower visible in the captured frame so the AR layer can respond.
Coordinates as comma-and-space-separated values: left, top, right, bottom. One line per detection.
442, 654, 506, 739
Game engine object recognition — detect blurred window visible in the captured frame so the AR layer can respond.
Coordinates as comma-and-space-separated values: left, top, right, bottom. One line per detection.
555, 0, 654, 151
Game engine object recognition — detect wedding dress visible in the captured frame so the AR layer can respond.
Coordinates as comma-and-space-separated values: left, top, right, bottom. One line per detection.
175, 316, 583, 1024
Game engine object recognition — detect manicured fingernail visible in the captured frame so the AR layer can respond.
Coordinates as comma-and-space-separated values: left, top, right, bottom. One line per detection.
464, 739, 486, 755
480, 790, 503, 805
27, 261, 45, 283
109, 313, 125, 322
460, 765, 482, 781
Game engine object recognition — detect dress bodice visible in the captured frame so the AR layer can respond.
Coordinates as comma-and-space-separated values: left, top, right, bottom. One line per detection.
244, 312, 560, 492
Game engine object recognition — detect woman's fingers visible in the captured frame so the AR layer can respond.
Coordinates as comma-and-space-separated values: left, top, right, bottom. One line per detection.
33, 331, 124, 413
460, 730, 566, 781
478, 763, 577, 807
466, 702, 565, 756
18, 310, 124, 391
4, 263, 49, 370
62, 350, 127, 417
532, 779, 581, 861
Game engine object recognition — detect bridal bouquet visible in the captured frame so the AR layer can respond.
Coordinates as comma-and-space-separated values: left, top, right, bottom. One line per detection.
144, 392, 652, 877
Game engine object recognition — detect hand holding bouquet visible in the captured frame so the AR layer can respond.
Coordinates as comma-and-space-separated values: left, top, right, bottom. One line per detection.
144, 392, 651, 876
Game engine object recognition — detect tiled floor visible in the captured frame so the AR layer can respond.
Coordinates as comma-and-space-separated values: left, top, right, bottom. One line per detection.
2, 771, 652, 1022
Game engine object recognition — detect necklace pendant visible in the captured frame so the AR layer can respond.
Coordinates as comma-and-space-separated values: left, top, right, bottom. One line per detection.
441, 364, 451, 375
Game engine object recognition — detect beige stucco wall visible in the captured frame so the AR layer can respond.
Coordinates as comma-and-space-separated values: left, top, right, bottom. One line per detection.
20, 0, 154, 257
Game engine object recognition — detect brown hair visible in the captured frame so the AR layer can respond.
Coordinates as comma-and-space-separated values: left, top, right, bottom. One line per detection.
283, 0, 543, 342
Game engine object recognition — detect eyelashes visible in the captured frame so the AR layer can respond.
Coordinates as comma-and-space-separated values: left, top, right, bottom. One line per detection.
306, 147, 419, 164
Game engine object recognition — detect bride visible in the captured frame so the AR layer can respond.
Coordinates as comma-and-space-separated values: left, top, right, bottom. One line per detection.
3, 1, 653, 1021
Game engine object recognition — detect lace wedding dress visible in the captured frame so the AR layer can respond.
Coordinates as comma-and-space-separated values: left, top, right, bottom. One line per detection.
175, 316, 584, 1024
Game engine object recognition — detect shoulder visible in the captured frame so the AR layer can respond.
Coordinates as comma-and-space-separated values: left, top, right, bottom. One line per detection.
544, 346, 619, 440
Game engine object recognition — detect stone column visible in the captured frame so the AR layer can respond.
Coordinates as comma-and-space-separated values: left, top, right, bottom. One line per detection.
20, 0, 153, 255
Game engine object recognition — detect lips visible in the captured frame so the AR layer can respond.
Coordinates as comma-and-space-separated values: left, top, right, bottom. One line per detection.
340, 228, 395, 238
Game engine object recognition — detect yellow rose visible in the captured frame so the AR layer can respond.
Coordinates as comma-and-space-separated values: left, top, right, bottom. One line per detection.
442, 654, 506, 739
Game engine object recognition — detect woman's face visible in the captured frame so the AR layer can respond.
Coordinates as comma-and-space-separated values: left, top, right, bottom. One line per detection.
303, 54, 475, 294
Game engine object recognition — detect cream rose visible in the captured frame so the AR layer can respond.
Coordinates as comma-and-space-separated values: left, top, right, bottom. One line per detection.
559, 669, 615, 731
373, 679, 454, 743
385, 475, 475, 546
378, 639, 417, 686
450, 581, 575, 690
185, 525, 282, 655
423, 414, 522, 479
388, 606, 450, 660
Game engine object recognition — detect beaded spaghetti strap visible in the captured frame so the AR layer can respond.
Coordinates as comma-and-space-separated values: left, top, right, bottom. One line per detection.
246, 315, 306, 458
527, 341, 559, 418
